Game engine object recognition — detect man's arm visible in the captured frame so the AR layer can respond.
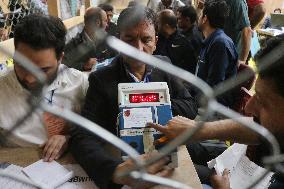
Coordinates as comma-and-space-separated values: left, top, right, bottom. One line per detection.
236, 0, 252, 63
69, 73, 123, 189
148, 116, 260, 145
250, 3, 266, 29
169, 76, 198, 119
239, 26, 252, 62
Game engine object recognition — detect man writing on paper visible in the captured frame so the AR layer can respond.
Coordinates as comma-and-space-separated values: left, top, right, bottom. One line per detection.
0, 14, 88, 162
148, 34, 284, 188
70, 5, 198, 189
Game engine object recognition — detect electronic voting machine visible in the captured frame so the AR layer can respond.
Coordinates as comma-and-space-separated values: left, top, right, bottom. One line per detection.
118, 82, 177, 166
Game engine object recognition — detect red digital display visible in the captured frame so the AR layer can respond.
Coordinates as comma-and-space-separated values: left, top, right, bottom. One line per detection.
129, 93, 160, 103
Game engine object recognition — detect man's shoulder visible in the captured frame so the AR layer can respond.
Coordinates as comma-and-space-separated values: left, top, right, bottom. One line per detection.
211, 31, 235, 46
65, 31, 84, 50
172, 32, 193, 48
58, 64, 88, 85
0, 68, 16, 87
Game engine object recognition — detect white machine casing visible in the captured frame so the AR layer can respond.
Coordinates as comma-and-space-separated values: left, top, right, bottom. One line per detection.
118, 82, 177, 167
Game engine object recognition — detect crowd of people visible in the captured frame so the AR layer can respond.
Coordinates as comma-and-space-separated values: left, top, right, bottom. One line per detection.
0, 0, 283, 189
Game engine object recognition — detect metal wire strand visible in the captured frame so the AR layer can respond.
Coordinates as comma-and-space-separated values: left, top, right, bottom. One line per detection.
106, 35, 284, 187
40, 102, 142, 165
41, 102, 195, 188
130, 171, 193, 189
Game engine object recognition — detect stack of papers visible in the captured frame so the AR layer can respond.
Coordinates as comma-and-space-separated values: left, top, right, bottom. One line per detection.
208, 143, 274, 189
22, 160, 73, 188
0, 161, 98, 189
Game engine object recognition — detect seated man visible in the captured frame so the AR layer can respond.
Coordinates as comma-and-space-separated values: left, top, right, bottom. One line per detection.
70, 6, 198, 189
0, 14, 88, 162
149, 34, 284, 189
154, 9, 197, 74
196, 0, 238, 108
62, 7, 116, 71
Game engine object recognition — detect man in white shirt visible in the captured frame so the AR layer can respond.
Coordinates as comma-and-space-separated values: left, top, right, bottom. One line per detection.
157, 0, 185, 14
0, 14, 88, 162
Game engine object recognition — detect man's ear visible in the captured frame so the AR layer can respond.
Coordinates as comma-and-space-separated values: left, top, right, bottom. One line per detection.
155, 35, 158, 46
96, 20, 101, 27
58, 52, 64, 64
153, 35, 158, 52
202, 15, 208, 25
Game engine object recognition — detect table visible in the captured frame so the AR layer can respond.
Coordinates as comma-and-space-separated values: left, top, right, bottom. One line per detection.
0, 146, 202, 189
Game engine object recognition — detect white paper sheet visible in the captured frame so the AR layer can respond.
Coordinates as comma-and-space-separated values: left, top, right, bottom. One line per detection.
208, 143, 247, 175
0, 165, 37, 189
123, 108, 153, 128
230, 156, 273, 189
22, 160, 73, 188
207, 143, 274, 189
0, 163, 98, 189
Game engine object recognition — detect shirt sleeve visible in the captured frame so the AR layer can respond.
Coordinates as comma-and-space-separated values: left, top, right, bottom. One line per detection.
238, 0, 251, 29
168, 76, 198, 119
206, 41, 230, 86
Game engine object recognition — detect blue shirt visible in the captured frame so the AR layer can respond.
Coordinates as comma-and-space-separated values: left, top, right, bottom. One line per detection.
196, 29, 238, 107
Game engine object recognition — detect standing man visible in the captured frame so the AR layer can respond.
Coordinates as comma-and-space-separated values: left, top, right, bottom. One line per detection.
154, 9, 197, 73
224, 0, 252, 65
197, 0, 238, 107
157, 0, 185, 14
177, 6, 203, 58
63, 7, 115, 71
70, 6, 198, 189
0, 14, 88, 162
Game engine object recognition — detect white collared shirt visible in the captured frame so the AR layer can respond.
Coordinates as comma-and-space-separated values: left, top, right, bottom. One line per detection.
0, 64, 89, 147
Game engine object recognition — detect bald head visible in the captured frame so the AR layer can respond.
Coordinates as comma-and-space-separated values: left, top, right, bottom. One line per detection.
158, 9, 177, 29
84, 7, 108, 30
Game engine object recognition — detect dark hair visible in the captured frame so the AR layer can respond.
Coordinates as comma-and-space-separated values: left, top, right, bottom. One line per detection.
14, 14, 66, 60
255, 34, 284, 97
159, 10, 177, 28
117, 6, 156, 32
177, 6, 197, 23
203, 0, 229, 29
98, 3, 114, 12
274, 8, 281, 13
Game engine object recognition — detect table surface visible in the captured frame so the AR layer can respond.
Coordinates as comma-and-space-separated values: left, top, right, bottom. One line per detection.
0, 145, 202, 189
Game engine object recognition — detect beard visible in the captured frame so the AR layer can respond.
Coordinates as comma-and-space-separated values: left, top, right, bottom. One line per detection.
15, 68, 58, 95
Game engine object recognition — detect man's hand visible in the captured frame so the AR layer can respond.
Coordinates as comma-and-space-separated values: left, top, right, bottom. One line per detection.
210, 169, 230, 189
147, 116, 197, 144
83, 58, 97, 71
40, 135, 70, 162
113, 153, 173, 188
